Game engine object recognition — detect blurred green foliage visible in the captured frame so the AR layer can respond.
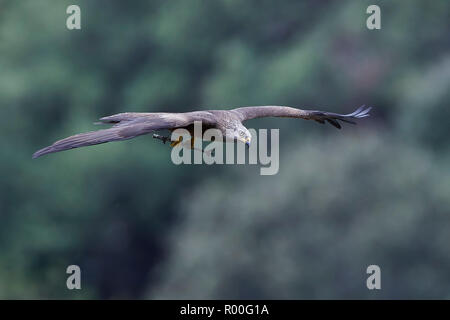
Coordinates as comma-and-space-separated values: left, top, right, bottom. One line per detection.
0, 0, 449, 298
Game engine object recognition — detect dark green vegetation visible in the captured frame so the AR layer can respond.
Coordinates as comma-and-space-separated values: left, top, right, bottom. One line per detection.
0, 0, 449, 298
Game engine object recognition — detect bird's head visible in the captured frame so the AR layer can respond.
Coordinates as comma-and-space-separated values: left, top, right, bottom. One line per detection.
229, 124, 251, 148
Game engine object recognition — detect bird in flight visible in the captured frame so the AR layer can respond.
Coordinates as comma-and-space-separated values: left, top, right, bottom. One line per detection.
32, 105, 371, 159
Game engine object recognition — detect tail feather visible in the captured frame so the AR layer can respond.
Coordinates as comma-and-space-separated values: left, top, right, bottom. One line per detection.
96, 112, 161, 126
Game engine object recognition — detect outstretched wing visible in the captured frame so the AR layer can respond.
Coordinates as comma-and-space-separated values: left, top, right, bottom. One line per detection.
231, 105, 371, 129
32, 111, 216, 158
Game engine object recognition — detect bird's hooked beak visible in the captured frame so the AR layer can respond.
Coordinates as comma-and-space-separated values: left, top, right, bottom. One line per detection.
245, 138, 251, 148
235, 136, 251, 148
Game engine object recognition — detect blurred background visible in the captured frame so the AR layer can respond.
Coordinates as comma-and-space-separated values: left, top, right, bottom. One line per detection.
1, 0, 449, 299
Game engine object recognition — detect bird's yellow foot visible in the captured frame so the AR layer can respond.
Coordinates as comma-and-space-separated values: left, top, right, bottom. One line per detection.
170, 136, 183, 147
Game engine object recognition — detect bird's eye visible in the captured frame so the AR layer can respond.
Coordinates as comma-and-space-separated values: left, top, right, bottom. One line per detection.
239, 130, 245, 137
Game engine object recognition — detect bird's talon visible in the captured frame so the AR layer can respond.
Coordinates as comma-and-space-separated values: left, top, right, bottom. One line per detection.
153, 134, 171, 145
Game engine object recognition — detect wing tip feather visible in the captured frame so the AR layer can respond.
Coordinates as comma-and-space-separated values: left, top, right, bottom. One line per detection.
32, 147, 51, 159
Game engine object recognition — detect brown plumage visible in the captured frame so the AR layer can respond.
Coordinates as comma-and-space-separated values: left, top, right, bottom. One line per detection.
32, 105, 371, 159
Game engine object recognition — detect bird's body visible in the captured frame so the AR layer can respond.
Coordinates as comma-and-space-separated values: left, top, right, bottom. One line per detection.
32, 105, 371, 159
